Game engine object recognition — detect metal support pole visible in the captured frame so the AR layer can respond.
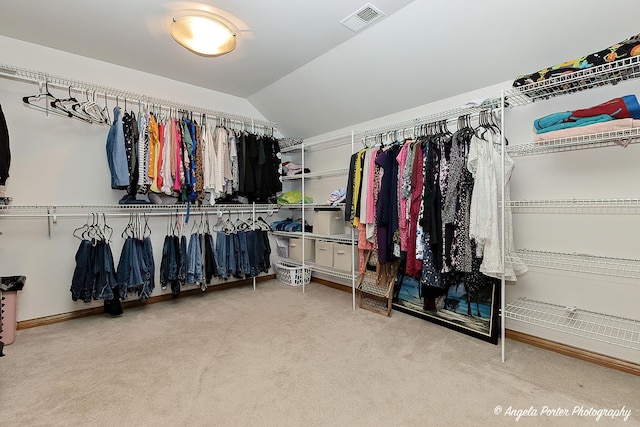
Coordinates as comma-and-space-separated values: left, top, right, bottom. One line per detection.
500, 90, 506, 363
351, 130, 356, 310
301, 142, 306, 293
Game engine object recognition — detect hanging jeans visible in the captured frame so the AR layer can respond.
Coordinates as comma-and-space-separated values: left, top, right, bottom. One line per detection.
215, 231, 228, 279
70, 240, 94, 303
160, 235, 182, 296
259, 230, 271, 273
139, 237, 155, 301
116, 238, 145, 299
236, 231, 251, 277
227, 233, 238, 279
187, 233, 203, 284
204, 233, 217, 284
245, 231, 259, 277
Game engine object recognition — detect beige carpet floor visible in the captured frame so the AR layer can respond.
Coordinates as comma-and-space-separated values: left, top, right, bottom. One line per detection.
0, 281, 638, 427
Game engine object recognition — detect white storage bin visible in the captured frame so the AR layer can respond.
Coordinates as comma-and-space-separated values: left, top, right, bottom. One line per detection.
275, 236, 289, 258
289, 237, 314, 262
333, 243, 358, 272
313, 209, 345, 236
315, 240, 334, 267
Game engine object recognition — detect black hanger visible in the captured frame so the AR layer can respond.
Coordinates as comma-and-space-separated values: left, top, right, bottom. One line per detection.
255, 216, 273, 231
22, 81, 72, 119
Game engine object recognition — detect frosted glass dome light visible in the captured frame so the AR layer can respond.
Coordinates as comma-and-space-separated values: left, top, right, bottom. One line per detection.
170, 13, 236, 57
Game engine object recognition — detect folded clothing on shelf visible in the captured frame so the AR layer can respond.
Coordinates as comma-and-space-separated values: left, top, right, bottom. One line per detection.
534, 118, 640, 147
282, 161, 311, 176
271, 218, 312, 233
326, 188, 346, 206
513, 33, 640, 88
533, 95, 640, 134
277, 190, 313, 205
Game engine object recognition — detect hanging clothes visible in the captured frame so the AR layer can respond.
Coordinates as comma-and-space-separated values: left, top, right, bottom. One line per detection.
70, 217, 121, 314
467, 131, 527, 281
116, 216, 155, 302
105, 106, 128, 190
345, 114, 527, 316
148, 112, 160, 193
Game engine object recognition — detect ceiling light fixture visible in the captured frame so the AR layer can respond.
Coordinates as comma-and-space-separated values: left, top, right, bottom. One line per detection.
170, 12, 236, 57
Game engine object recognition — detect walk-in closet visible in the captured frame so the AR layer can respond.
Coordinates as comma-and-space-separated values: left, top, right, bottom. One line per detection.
0, 1, 638, 426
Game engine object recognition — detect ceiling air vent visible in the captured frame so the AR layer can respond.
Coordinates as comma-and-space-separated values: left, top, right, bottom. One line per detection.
340, 3, 385, 32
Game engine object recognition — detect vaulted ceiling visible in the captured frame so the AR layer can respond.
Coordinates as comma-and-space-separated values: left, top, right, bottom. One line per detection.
1, 0, 639, 137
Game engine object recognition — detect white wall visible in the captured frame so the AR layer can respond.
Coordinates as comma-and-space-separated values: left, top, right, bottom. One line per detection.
0, 36, 274, 323
300, 79, 640, 364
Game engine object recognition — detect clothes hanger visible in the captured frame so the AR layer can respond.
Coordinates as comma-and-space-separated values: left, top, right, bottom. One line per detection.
79, 90, 101, 123
255, 216, 273, 231
122, 213, 134, 239
75, 89, 102, 124
223, 213, 236, 234
22, 81, 72, 119
51, 86, 93, 123
142, 214, 151, 239
100, 213, 113, 243
73, 214, 91, 240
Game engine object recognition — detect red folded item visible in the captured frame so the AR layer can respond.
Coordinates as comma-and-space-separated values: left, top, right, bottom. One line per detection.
571, 95, 640, 120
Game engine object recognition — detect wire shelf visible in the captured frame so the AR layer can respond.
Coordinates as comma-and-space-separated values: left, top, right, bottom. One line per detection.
270, 256, 355, 280
508, 198, 640, 210
307, 262, 355, 281
280, 133, 358, 153
270, 231, 354, 245
278, 203, 345, 210
281, 168, 349, 180
303, 133, 358, 151
505, 298, 640, 350
0, 203, 279, 218
508, 249, 640, 279
506, 56, 640, 106
507, 127, 640, 156
280, 144, 303, 153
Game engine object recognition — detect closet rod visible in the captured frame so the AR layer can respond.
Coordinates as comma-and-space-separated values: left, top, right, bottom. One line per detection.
0, 203, 277, 211
0, 62, 277, 131
361, 99, 501, 138
0, 211, 264, 219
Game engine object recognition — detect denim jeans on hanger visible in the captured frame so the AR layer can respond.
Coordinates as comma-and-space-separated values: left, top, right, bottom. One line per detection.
259, 230, 271, 273
139, 237, 155, 301
236, 231, 251, 277
178, 235, 187, 283
227, 233, 238, 279
186, 233, 203, 284
117, 238, 144, 299
215, 231, 228, 279
70, 240, 94, 303
245, 230, 259, 277
99, 242, 118, 301
204, 233, 217, 284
